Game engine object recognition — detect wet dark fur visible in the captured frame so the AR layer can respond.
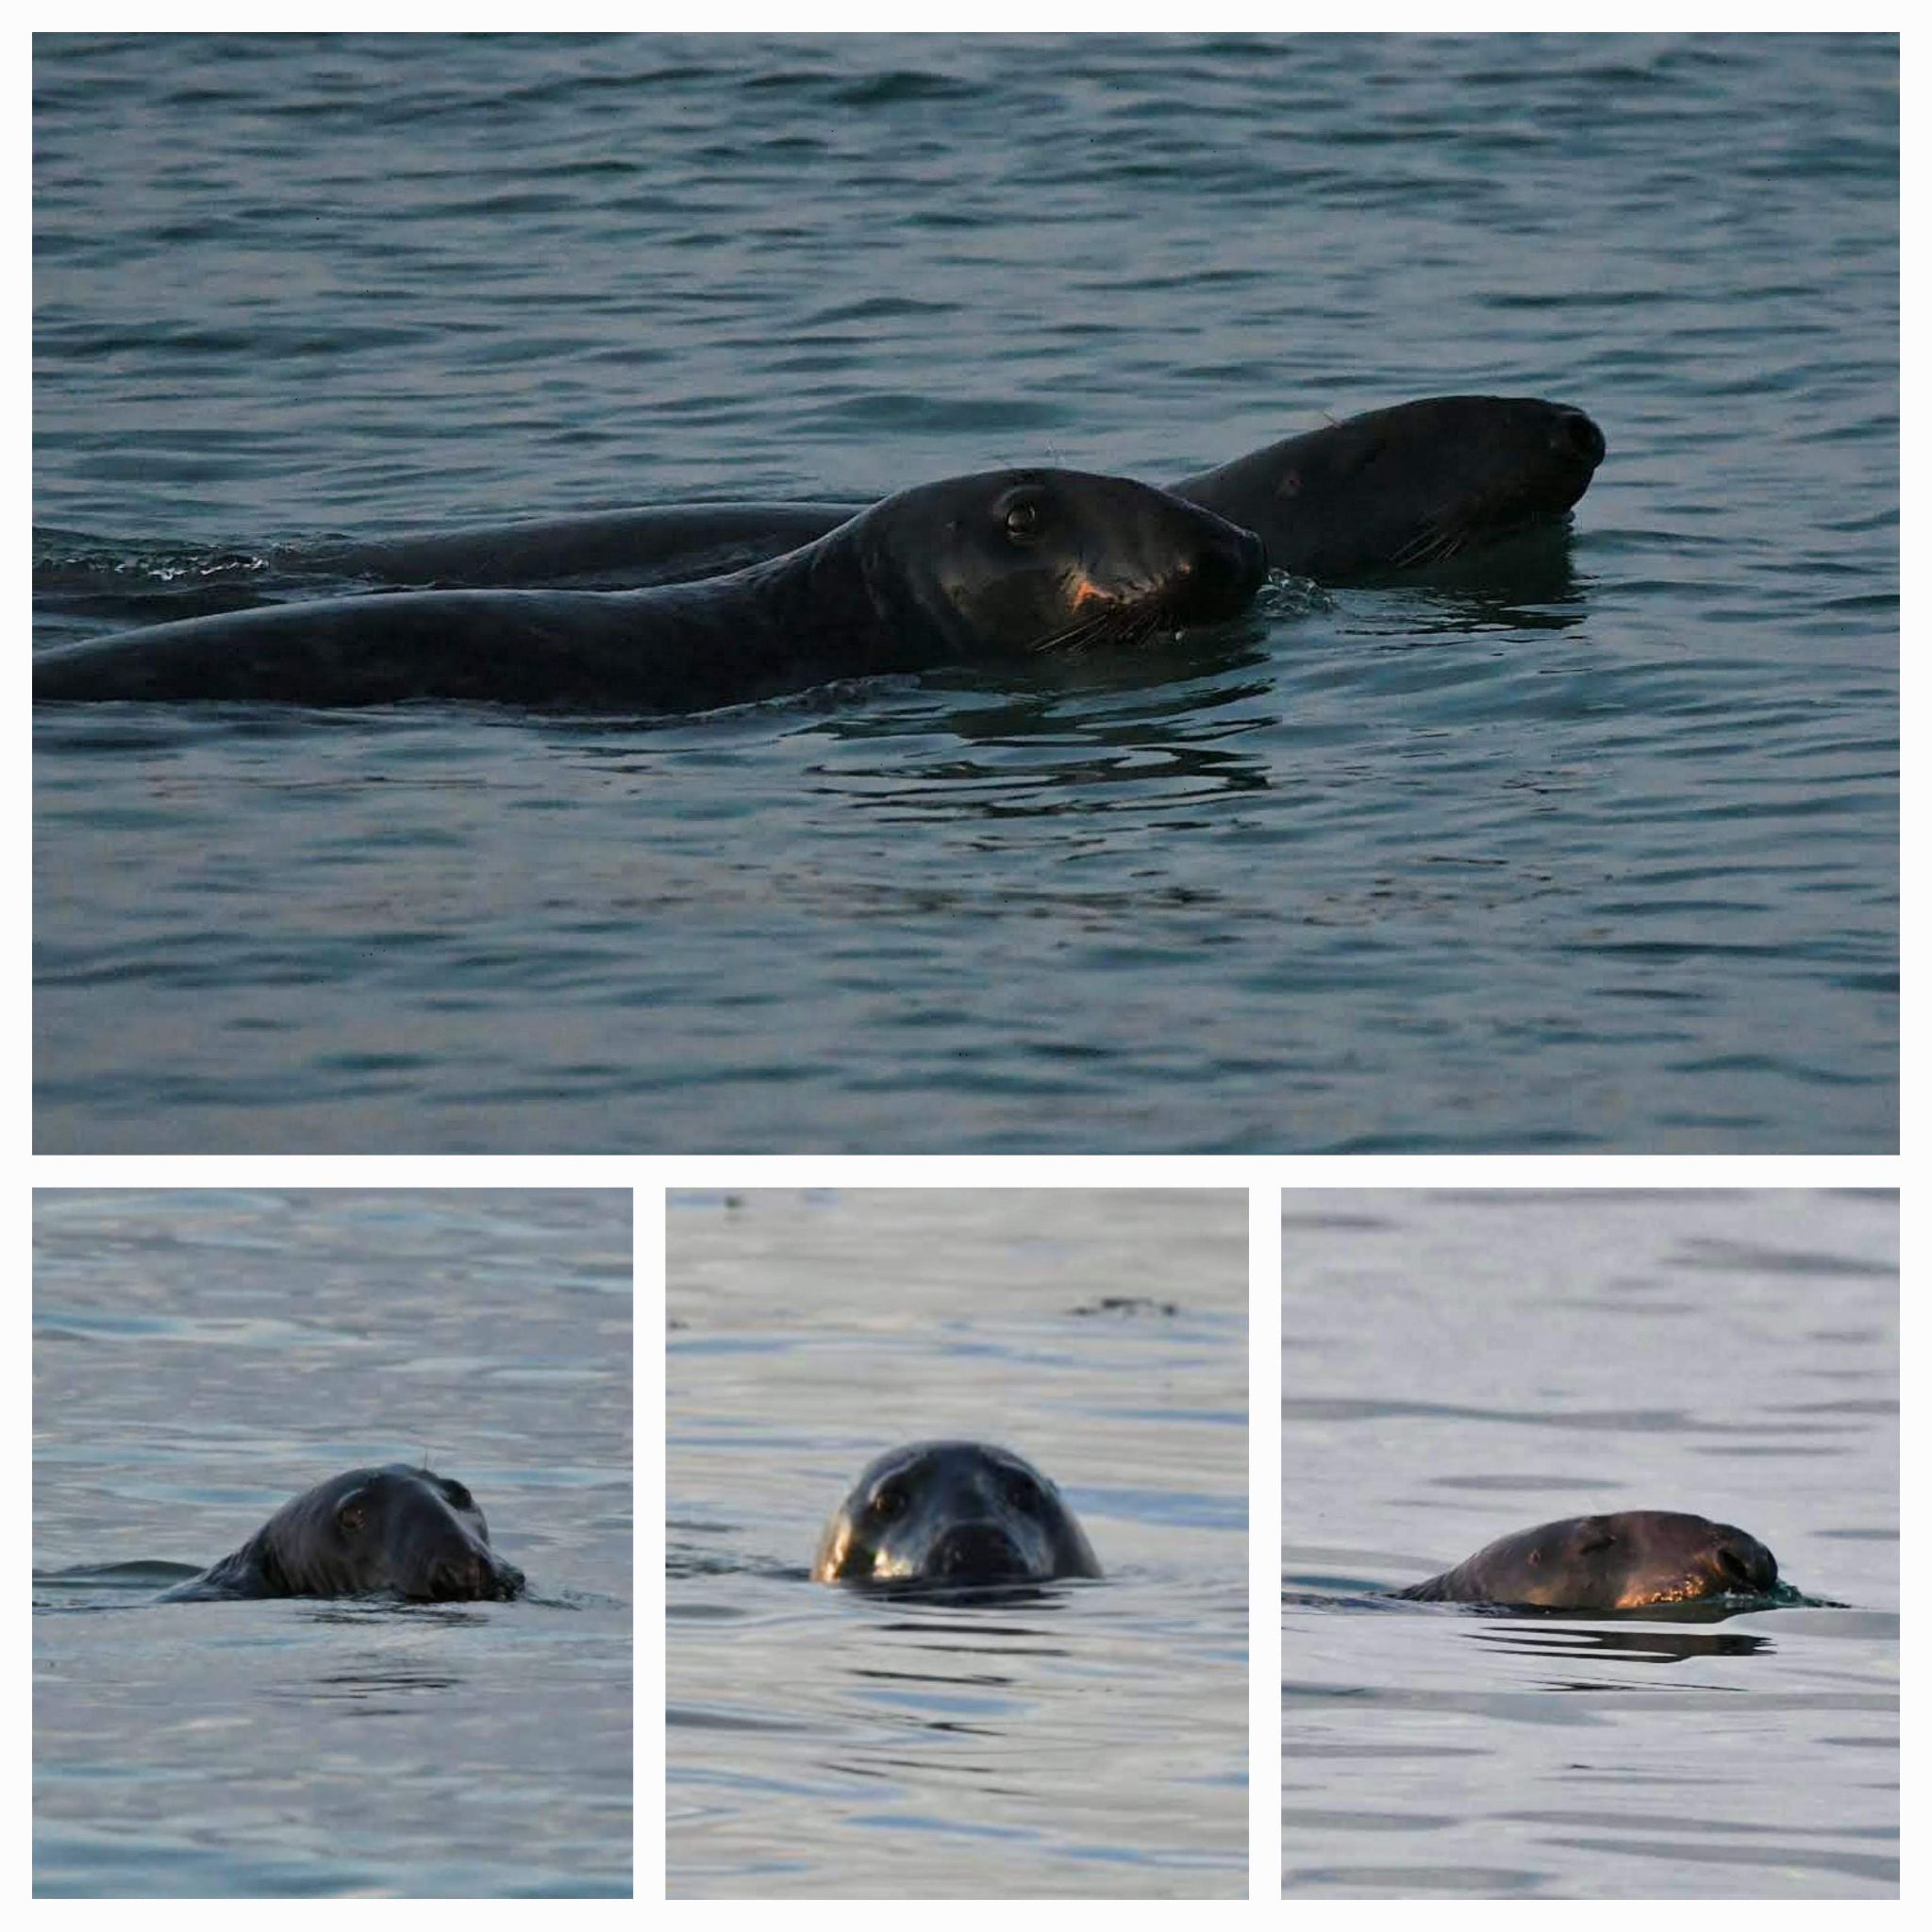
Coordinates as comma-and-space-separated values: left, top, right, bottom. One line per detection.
813, 1441, 1101, 1586
1394, 1510, 1777, 1611
160, 1464, 525, 1603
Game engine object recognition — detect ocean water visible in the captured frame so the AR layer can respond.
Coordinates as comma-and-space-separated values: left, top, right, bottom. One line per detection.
33, 33, 1897, 1152
1281, 1190, 1897, 1898
667, 1190, 1248, 1897
32, 1190, 634, 1898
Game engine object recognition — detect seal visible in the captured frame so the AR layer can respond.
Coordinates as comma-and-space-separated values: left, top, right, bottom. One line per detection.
158, 1464, 526, 1602
811, 1441, 1102, 1586
1392, 1510, 1778, 1611
259, 395, 1603, 595
33, 468, 1266, 709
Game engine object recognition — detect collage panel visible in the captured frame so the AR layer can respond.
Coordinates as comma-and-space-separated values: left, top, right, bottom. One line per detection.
665, 1187, 1249, 1898
31, 32, 1897, 1161
31, 1188, 633, 1899
1280, 1188, 1898, 1899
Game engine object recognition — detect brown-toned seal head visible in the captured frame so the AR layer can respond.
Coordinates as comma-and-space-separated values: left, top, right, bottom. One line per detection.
172, 1464, 525, 1602
1394, 1510, 1777, 1611
811, 1441, 1102, 1586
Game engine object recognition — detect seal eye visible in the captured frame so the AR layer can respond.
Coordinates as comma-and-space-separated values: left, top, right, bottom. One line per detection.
1002, 495, 1044, 543
336, 1500, 367, 1536
868, 1481, 907, 1524
441, 1481, 474, 1510
1001, 1472, 1042, 1513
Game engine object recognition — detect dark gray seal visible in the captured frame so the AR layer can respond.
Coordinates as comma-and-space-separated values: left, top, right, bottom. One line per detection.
1393, 1510, 1778, 1612
32, 468, 1266, 710
158, 1464, 525, 1602
1174, 393, 1606, 579
812, 1441, 1101, 1586
258, 395, 1602, 595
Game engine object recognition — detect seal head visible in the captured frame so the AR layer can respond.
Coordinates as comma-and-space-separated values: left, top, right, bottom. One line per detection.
1177, 394, 1606, 579
857, 467, 1266, 660
1394, 1509, 1777, 1611
812, 1441, 1101, 1586
168, 1464, 525, 1602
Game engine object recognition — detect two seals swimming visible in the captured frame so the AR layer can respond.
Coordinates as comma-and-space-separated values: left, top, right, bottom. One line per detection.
1393, 1510, 1779, 1612
161, 1464, 525, 1603
812, 1441, 1100, 1586
34, 468, 1263, 710
33, 395, 1604, 710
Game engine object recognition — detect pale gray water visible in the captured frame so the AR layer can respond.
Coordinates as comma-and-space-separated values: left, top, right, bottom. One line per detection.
1281, 1189, 1897, 1897
33, 1189, 634, 1898
667, 1189, 1248, 1896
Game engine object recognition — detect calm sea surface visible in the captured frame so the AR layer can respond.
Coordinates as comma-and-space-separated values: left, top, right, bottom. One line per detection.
667, 1190, 1248, 1897
1282, 1190, 1897, 1898
33, 1190, 634, 1898
34, 34, 1896, 1152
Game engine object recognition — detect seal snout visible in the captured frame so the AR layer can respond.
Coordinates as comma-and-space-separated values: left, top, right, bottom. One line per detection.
1712, 1526, 1777, 1596
930, 1520, 1029, 1581
424, 1543, 525, 1601
1552, 407, 1607, 471
1167, 519, 1267, 624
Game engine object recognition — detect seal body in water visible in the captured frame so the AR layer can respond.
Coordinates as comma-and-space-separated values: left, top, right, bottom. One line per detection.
159, 1464, 526, 1602
33, 468, 1266, 709
1393, 1511, 1777, 1611
262, 395, 1603, 594
812, 1441, 1101, 1585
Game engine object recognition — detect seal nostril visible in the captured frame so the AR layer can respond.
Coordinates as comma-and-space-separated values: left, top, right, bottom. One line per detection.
934, 1521, 1025, 1580
1719, 1538, 1775, 1593
1557, 408, 1607, 467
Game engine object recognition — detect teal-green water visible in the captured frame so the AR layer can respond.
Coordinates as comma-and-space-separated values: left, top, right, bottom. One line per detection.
34, 34, 1897, 1151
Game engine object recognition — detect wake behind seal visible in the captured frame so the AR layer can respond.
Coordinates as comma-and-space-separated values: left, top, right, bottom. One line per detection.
33, 468, 1266, 711
812, 1441, 1101, 1586
1392, 1510, 1778, 1612
159, 1463, 526, 1602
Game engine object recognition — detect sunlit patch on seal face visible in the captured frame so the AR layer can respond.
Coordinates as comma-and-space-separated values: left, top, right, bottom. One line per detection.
811, 1441, 1102, 1587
